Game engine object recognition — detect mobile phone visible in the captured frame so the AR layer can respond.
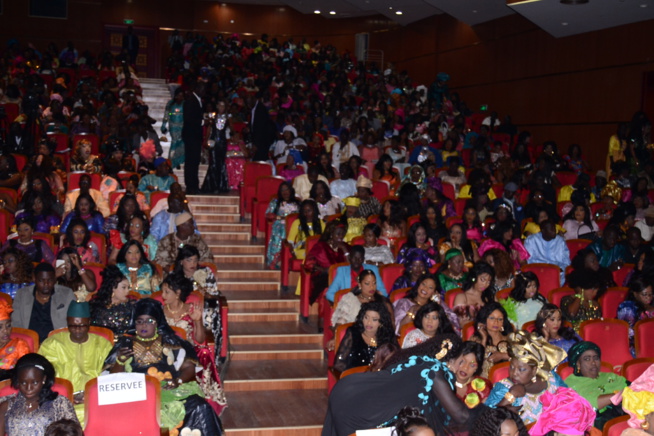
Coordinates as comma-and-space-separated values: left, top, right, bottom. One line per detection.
55, 259, 65, 268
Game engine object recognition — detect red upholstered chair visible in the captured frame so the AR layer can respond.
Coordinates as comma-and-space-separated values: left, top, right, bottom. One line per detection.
10, 327, 39, 352
1, 103, 19, 123
89, 232, 107, 264
391, 237, 408, 258
445, 288, 463, 308
149, 191, 169, 211
10, 154, 27, 172
372, 180, 390, 201
33, 232, 57, 256
380, 263, 405, 293
68, 172, 102, 190
557, 171, 577, 186
0, 292, 10, 307
522, 321, 536, 332
602, 415, 629, 436
73, 133, 100, 155
580, 319, 632, 370
454, 198, 466, 217
298, 235, 321, 320
557, 361, 613, 380
84, 262, 105, 291
83, 375, 166, 436
399, 323, 417, 347
565, 239, 591, 261
250, 176, 285, 239
240, 161, 273, 218
117, 171, 137, 189
0, 187, 18, 205
549, 287, 574, 307
612, 263, 634, 287
0, 378, 74, 402
635, 318, 654, 358
390, 287, 410, 303
0, 209, 13, 242
442, 183, 455, 201
599, 287, 628, 319
89, 327, 115, 344
488, 362, 510, 384
522, 263, 561, 296
462, 321, 475, 340
320, 262, 351, 338
495, 287, 513, 301
622, 357, 654, 381
328, 322, 354, 392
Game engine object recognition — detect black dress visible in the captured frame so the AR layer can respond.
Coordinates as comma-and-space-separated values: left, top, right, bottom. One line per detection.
322, 356, 487, 436
333, 326, 377, 373
202, 114, 229, 194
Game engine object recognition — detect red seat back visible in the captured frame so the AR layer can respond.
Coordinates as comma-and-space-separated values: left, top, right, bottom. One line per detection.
241, 161, 273, 215
603, 416, 629, 436
380, 263, 405, 293
372, 180, 390, 201
612, 263, 634, 287
10, 327, 39, 352
488, 362, 510, 384
565, 239, 591, 261
83, 375, 162, 435
580, 319, 632, 370
442, 183, 455, 201
89, 232, 107, 264
621, 357, 654, 381
599, 287, 628, 319
10, 154, 27, 172
549, 287, 574, 307
390, 287, 409, 303
84, 262, 105, 289
635, 318, 654, 358
445, 288, 463, 308
462, 321, 475, 340
557, 172, 578, 186
47, 132, 70, 153
149, 191, 169, 211
522, 263, 561, 295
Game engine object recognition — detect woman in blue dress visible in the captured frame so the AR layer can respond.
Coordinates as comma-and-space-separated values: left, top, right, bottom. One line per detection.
161, 88, 185, 169
265, 182, 300, 269
533, 303, 581, 360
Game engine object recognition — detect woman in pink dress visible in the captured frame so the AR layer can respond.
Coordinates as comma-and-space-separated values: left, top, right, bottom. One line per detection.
225, 130, 247, 190
359, 132, 382, 178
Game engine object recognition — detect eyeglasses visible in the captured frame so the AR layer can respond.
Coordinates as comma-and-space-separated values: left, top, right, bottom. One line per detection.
135, 319, 157, 325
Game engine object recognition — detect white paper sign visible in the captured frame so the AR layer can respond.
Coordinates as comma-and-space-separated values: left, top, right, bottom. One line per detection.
97, 373, 147, 406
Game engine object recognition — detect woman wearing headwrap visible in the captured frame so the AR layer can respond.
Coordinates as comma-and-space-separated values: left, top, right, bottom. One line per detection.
0, 300, 29, 379
104, 298, 223, 435
356, 175, 381, 219
528, 387, 596, 436
485, 331, 567, 425
613, 363, 654, 436
323, 334, 489, 436
399, 165, 427, 196
437, 248, 468, 293
390, 250, 430, 292
565, 341, 628, 428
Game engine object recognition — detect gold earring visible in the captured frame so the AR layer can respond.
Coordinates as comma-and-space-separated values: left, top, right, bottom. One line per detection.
642, 421, 650, 431
531, 375, 537, 383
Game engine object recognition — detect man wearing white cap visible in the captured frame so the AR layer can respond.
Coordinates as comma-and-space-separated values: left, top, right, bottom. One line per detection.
153, 212, 214, 268
271, 124, 307, 167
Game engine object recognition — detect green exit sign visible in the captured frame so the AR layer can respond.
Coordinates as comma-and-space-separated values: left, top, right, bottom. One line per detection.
123, 19, 134, 24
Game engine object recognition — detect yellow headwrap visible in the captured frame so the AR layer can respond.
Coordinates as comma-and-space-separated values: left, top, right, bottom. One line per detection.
622, 388, 654, 427
343, 196, 361, 208
508, 330, 567, 381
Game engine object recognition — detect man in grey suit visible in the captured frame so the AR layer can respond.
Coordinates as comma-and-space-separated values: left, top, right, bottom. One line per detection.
12, 263, 75, 342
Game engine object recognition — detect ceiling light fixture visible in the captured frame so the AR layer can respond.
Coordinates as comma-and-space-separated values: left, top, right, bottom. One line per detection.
395, 10, 403, 15
314, 10, 320, 14
329, 10, 336, 15
560, 0, 589, 4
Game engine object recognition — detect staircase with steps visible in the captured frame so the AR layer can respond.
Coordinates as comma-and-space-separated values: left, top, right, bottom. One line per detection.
188, 194, 327, 436
139, 79, 328, 435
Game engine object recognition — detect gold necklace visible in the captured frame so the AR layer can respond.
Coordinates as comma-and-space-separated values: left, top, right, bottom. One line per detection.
166, 302, 185, 316
363, 332, 377, 347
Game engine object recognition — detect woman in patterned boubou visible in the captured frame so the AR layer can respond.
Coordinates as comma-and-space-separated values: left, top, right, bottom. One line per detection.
172, 245, 224, 363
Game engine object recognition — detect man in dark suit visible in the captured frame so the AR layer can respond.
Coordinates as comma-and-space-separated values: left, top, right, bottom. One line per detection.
182, 82, 205, 194
247, 94, 276, 162
122, 26, 140, 65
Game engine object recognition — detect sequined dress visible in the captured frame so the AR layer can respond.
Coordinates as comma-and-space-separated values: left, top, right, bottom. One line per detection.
90, 298, 138, 336
225, 141, 246, 190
